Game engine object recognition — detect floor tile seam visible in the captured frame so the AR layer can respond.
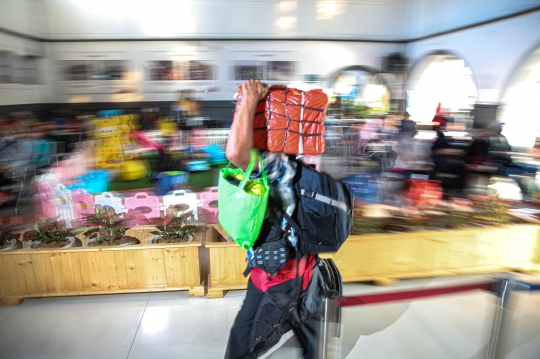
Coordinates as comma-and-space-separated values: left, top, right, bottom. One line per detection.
126, 295, 151, 359
526, 299, 540, 309
19, 299, 148, 310
410, 305, 461, 359
0, 306, 18, 326
504, 333, 540, 357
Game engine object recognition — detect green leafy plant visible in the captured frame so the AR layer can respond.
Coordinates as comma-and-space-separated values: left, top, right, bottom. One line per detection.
484, 195, 512, 225
23, 216, 87, 245
467, 194, 514, 226
149, 210, 204, 243
82, 205, 136, 246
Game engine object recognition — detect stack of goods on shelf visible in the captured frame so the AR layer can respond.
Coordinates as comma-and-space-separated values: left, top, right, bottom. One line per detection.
341, 174, 380, 204
186, 128, 229, 171
90, 110, 141, 170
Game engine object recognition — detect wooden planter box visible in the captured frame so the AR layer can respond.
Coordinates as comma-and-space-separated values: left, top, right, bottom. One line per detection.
205, 224, 248, 298
204, 224, 540, 297
320, 224, 540, 285
0, 226, 209, 306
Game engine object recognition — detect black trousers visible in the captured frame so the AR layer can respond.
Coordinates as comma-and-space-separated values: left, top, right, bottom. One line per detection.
224, 279, 319, 359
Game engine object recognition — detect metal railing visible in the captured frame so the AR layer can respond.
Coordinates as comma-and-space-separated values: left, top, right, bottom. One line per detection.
317, 274, 540, 359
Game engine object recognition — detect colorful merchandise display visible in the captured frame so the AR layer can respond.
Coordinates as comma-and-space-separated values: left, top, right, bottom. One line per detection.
122, 160, 149, 181
67, 170, 109, 194
90, 112, 141, 169
408, 179, 443, 207
341, 174, 380, 204
156, 171, 190, 195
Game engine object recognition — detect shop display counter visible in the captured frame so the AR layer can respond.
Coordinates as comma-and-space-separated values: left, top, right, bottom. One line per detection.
0, 226, 210, 306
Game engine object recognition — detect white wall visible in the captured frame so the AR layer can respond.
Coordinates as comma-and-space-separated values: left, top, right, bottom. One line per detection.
43, 0, 406, 41
0, 0, 49, 106
46, 40, 400, 103
405, 11, 540, 103
39, 0, 540, 41
1, 0, 540, 106
0, 33, 48, 106
0, 0, 48, 38
404, 0, 540, 39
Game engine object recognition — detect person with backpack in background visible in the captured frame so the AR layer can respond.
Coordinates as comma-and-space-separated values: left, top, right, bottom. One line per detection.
224, 79, 353, 359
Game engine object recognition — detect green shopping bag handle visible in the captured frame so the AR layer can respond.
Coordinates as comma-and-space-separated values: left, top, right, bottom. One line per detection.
224, 149, 267, 190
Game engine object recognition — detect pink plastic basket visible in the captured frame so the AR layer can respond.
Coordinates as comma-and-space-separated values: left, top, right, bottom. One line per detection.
198, 187, 218, 224
124, 192, 161, 219
71, 189, 95, 219
199, 187, 218, 216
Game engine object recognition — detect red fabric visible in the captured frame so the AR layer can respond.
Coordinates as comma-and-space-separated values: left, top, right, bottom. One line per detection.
432, 114, 447, 128
251, 254, 317, 293
233, 85, 328, 155
408, 179, 442, 206
338, 281, 494, 307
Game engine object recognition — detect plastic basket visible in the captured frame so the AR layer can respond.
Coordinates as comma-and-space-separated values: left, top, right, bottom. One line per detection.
124, 192, 161, 219
156, 171, 189, 196
94, 192, 124, 214
162, 190, 199, 220
71, 189, 96, 219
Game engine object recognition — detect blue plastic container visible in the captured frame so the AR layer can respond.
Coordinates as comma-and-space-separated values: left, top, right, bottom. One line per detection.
203, 144, 227, 166
341, 174, 380, 203
67, 170, 110, 194
157, 171, 190, 196
97, 110, 124, 118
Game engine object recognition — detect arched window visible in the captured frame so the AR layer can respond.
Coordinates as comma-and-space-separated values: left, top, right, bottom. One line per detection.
323, 65, 391, 118
498, 46, 540, 150
407, 53, 477, 123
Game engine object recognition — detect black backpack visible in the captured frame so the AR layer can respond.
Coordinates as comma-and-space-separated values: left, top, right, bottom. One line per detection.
285, 160, 354, 254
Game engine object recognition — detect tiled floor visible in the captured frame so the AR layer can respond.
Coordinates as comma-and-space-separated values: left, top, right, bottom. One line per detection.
0, 274, 539, 359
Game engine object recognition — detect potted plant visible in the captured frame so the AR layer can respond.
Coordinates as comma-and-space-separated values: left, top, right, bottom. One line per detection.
22, 216, 86, 248
82, 205, 139, 246
0, 223, 22, 250
149, 210, 205, 244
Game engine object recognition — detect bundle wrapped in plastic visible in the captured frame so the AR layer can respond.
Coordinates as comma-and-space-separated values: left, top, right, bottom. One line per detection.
234, 85, 328, 155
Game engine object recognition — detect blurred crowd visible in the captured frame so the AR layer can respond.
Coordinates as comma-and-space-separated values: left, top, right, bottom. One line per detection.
328, 106, 539, 203
0, 97, 538, 215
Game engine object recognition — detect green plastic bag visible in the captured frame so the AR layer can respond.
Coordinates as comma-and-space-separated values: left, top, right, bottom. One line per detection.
218, 149, 270, 250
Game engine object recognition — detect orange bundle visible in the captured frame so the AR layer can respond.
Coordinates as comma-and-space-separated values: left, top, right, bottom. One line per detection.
234, 85, 328, 155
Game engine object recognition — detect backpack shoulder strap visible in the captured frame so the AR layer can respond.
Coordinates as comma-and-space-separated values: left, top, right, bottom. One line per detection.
299, 188, 349, 212
282, 212, 301, 234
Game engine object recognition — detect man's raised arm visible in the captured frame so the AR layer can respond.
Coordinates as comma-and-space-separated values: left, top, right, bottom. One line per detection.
226, 79, 268, 170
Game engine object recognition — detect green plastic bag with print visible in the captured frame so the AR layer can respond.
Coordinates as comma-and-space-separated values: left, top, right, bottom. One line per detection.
218, 149, 269, 250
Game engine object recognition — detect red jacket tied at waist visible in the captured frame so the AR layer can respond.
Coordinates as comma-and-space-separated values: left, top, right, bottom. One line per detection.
250, 254, 317, 293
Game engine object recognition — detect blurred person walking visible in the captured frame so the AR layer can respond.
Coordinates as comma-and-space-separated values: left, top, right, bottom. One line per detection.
391, 119, 432, 177
224, 80, 327, 359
